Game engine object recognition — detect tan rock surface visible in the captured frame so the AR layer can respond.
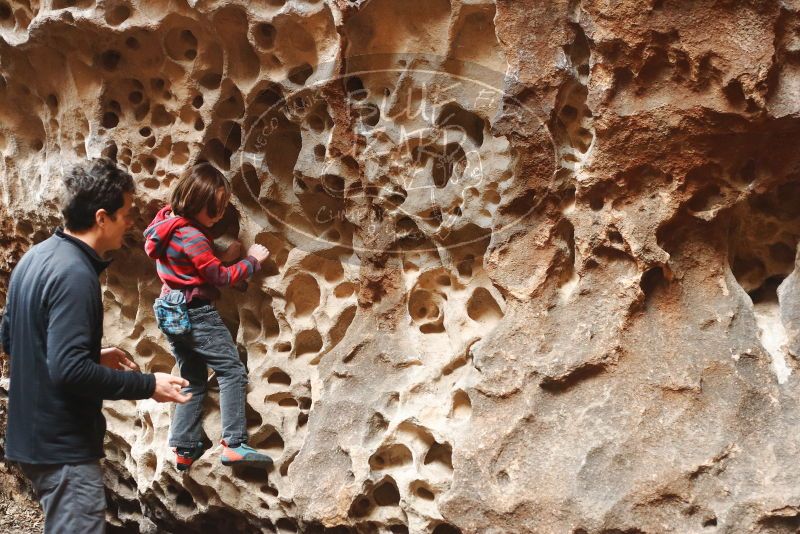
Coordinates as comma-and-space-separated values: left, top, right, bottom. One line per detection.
2, 0, 800, 532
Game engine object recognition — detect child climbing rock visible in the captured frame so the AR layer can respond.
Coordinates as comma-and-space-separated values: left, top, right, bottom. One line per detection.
144, 162, 272, 471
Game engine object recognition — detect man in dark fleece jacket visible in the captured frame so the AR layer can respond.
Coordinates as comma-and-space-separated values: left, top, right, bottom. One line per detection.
0, 159, 191, 534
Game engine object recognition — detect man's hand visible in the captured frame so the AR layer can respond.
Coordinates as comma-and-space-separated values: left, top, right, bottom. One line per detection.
100, 347, 140, 371
152, 373, 192, 404
247, 244, 270, 263
219, 240, 243, 263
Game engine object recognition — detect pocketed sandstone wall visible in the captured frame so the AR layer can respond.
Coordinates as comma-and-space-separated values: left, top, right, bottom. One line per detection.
3, 1, 800, 533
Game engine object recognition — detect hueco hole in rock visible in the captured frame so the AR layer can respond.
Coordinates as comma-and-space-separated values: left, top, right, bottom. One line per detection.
2, 0, 800, 533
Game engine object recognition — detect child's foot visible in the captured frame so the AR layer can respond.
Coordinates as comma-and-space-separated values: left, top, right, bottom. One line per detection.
174, 446, 204, 471
220, 441, 273, 467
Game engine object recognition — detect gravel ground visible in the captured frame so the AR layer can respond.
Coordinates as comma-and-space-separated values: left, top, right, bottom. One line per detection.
0, 493, 43, 534
0, 381, 43, 533
0, 466, 43, 534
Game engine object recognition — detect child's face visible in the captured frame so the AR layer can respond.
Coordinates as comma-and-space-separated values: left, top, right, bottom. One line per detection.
195, 187, 229, 227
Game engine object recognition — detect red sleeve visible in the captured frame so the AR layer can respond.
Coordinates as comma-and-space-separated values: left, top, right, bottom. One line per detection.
177, 227, 259, 287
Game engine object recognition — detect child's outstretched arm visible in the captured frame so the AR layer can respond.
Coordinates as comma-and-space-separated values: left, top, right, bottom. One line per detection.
178, 227, 266, 287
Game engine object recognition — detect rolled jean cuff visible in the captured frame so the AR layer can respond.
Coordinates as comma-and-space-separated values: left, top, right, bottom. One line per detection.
168, 439, 204, 449
223, 435, 248, 448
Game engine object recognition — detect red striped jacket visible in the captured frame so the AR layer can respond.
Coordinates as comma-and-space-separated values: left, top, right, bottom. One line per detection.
143, 206, 259, 301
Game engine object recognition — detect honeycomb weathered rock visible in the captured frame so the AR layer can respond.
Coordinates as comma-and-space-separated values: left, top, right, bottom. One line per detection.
3, 0, 800, 533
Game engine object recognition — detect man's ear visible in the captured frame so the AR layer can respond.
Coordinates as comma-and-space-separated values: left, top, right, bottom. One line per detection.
95, 209, 108, 228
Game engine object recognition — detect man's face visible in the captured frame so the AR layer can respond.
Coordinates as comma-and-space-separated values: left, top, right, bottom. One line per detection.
100, 192, 135, 253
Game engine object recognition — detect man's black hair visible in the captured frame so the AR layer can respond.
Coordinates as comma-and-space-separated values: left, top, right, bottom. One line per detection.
61, 158, 135, 232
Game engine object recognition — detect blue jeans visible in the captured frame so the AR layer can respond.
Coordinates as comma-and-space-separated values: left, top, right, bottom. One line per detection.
165, 305, 248, 449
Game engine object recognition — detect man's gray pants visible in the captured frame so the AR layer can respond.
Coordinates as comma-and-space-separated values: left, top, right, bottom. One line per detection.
19, 460, 106, 534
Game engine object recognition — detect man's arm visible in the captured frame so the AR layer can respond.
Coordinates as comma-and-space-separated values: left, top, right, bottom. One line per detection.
46, 273, 155, 400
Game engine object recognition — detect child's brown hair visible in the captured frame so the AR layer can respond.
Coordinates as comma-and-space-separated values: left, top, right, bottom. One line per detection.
170, 162, 231, 220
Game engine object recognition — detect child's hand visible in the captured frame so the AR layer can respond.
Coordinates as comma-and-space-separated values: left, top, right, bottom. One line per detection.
219, 240, 243, 263
247, 244, 270, 263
